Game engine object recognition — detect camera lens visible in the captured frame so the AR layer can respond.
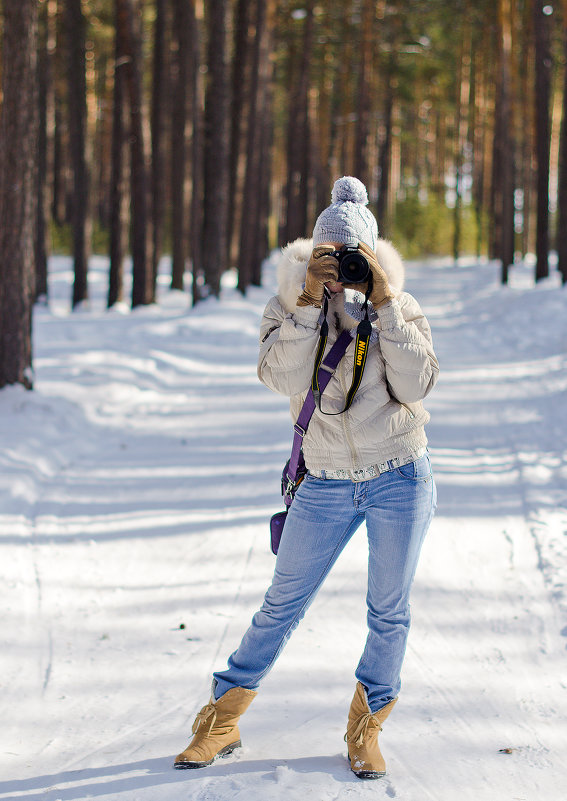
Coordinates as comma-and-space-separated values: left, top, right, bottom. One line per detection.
338, 251, 369, 284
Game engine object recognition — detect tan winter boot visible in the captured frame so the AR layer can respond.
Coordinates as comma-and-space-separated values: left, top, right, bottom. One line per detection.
174, 686, 257, 769
344, 682, 397, 779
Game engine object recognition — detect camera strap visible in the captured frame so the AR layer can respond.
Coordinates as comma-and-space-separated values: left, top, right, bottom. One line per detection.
311, 275, 374, 415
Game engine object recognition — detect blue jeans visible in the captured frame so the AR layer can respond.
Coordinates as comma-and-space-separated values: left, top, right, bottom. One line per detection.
213, 453, 437, 712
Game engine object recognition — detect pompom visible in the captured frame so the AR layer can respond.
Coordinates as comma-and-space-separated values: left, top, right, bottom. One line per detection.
331, 176, 368, 205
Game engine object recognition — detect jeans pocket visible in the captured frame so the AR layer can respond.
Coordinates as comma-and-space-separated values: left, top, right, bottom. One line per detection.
395, 454, 432, 482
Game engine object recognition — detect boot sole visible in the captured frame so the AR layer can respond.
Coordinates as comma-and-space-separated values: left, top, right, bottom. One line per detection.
348, 753, 385, 780
353, 769, 385, 780
174, 740, 242, 770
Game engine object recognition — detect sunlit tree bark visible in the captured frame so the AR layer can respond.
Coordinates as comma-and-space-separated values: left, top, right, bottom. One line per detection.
116, 0, 152, 307
493, 0, 515, 283
558, 0, 567, 284
0, 0, 39, 389
151, 0, 167, 295
532, 0, 552, 281
283, 1, 314, 244
108, 1, 129, 308
35, 0, 55, 301
202, 0, 230, 296
228, 0, 252, 267
237, 0, 274, 291
64, 0, 91, 307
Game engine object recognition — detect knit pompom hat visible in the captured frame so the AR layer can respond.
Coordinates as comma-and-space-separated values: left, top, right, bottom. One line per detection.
312, 176, 378, 251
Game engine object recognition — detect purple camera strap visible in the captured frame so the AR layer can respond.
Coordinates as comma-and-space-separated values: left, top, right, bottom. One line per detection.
286, 329, 352, 492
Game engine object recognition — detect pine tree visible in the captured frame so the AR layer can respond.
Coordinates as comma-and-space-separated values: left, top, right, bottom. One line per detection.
64, 0, 91, 307
108, 0, 129, 308
533, 0, 552, 281
558, 0, 567, 284
0, 0, 39, 389
202, 0, 230, 296
116, 0, 152, 307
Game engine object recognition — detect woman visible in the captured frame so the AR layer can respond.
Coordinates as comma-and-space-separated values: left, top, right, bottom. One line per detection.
174, 176, 439, 779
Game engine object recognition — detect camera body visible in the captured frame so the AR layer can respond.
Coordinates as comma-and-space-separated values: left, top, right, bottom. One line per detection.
329, 245, 370, 284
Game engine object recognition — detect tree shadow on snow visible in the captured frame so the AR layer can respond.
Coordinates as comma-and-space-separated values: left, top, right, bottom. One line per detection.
0, 752, 362, 800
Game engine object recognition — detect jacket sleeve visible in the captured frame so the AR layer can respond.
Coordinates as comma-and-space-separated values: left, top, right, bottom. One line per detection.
257, 296, 322, 396
375, 293, 439, 403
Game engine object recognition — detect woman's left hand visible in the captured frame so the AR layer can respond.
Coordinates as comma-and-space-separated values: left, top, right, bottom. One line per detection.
342, 242, 396, 308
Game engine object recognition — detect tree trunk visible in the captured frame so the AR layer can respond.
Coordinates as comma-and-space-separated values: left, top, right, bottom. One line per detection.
35, 0, 52, 302
108, 4, 129, 308
51, 1, 67, 228
202, 0, 231, 297
325, 1, 351, 215
151, 0, 167, 295
533, 0, 552, 281
453, 28, 472, 263
376, 68, 394, 235
170, 0, 193, 291
190, 0, 205, 306
228, 0, 252, 267
516, 1, 533, 259
354, 0, 374, 188
471, 38, 488, 258
283, 3, 315, 244
558, 0, 567, 284
493, 0, 515, 283
92, 50, 113, 233
237, 0, 273, 292
116, 0, 152, 307
64, 0, 91, 307
253, 20, 275, 287
0, 0, 39, 389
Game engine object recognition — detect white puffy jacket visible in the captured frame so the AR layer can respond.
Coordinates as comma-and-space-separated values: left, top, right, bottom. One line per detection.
258, 238, 439, 471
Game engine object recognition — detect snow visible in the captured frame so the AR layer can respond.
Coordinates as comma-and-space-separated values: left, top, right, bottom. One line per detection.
1, 252, 567, 801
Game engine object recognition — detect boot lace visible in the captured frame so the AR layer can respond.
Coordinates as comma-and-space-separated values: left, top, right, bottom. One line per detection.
192, 701, 217, 737
344, 712, 381, 747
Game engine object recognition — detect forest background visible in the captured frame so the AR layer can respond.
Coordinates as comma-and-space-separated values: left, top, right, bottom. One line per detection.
0, 0, 566, 389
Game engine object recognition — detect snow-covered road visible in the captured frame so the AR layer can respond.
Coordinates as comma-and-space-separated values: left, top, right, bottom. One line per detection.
1, 253, 566, 800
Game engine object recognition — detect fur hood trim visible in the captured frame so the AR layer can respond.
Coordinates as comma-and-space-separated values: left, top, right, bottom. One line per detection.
276, 237, 406, 315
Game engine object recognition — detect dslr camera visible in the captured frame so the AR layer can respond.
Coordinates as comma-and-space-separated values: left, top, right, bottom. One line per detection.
329, 245, 370, 284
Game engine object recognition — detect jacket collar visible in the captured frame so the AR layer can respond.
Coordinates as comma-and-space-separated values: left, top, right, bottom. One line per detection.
275, 237, 406, 327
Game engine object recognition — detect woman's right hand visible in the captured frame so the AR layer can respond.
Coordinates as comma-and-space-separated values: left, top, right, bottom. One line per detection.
296, 246, 340, 307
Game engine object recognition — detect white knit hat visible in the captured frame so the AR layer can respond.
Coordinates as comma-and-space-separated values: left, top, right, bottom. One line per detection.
312, 176, 378, 251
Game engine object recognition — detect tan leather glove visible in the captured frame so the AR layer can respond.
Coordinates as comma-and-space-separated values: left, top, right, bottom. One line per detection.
342, 241, 395, 308
296, 246, 340, 308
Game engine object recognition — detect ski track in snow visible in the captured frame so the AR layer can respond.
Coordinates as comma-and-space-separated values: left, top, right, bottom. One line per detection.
1, 254, 567, 800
